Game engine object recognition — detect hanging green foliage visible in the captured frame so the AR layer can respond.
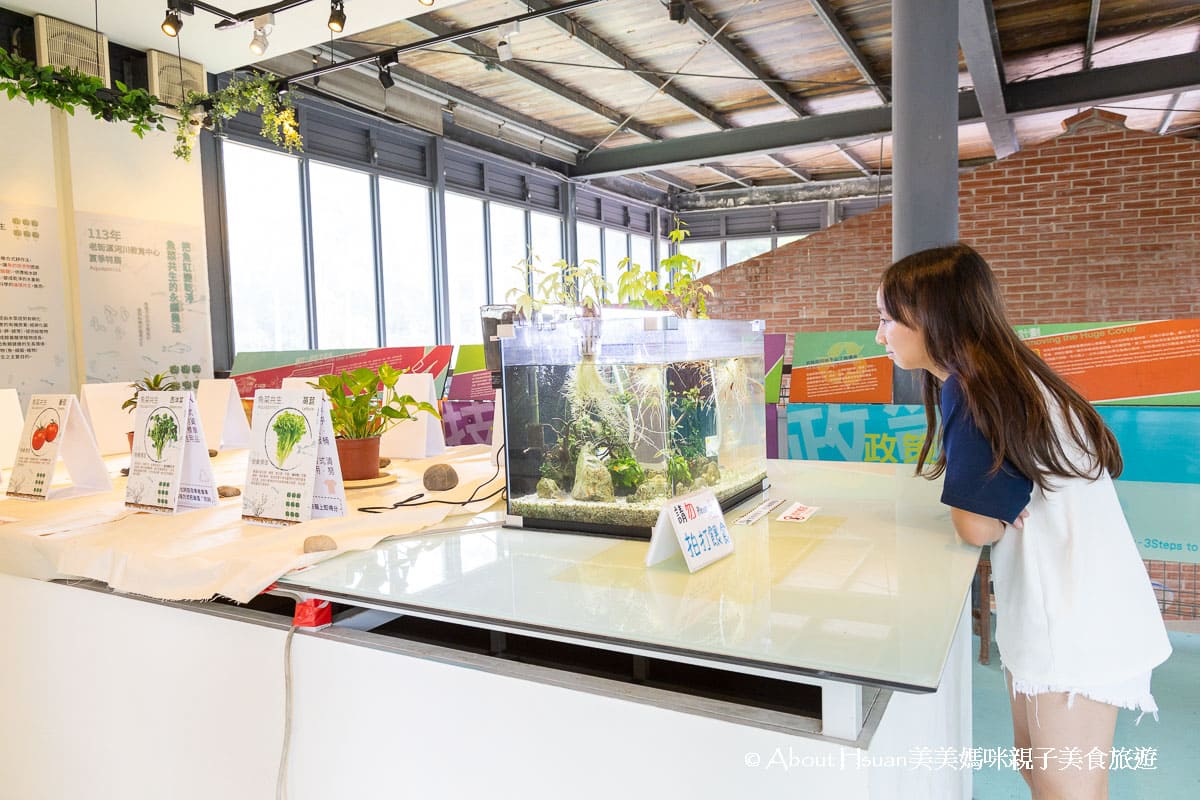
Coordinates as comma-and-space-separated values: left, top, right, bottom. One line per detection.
0, 48, 165, 138
174, 72, 302, 161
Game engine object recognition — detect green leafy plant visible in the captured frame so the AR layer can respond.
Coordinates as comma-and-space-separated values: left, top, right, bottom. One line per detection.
310, 364, 440, 440
121, 372, 183, 414
148, 412, 179, 460
665, 453, 692, 494
616, 256, 665, 309
174, 72, 301, 161
272, 411, 307, 464
607, 454, 646, 494
0, 48, 166, 139
508, 258, 612, 319
657, 221, 715, 319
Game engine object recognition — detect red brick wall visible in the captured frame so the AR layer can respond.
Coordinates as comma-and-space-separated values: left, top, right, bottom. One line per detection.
705, 109, 1200, 363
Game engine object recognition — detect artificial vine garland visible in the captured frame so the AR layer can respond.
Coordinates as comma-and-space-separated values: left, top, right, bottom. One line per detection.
174, 72, 302, 161
0, 47, 302, 161
0, 47, 165, 138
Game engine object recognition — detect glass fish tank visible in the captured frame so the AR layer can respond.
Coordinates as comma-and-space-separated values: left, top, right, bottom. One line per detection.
500, 310, 768, 538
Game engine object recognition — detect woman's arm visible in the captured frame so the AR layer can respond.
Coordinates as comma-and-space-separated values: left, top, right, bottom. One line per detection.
951, 507, 1005, 546
950, 506, 1029, 546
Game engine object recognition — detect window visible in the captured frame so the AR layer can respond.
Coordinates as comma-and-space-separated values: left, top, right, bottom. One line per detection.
530, 211, 563, 265
630, 234, 653, 272
777, 234, 807, 247
680, 240, 723, 277
379, 178, 435, 346
445, 192, 487, 344
603, 227, 628, 280
309, 162, 377, 348
222, 141, 308, 352
489, 202, 527, 305
725, 237, 772, 268
577, 222, 601, 269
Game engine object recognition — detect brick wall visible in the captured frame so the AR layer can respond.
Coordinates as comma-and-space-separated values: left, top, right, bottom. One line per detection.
704, 109, 1200, 364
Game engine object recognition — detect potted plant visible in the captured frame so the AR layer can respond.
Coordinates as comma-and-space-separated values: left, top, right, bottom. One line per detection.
311, 364, 441, 481
121, 372, 183, 450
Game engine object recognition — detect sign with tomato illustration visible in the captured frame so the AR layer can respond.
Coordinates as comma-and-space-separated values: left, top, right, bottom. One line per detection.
4, 394, 110, 501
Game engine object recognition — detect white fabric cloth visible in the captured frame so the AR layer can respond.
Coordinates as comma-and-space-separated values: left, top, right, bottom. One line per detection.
0, 445, 504, 604
989, 391, 1171, 707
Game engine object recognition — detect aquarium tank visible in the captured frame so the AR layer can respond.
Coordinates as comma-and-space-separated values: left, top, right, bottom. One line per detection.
499, 310, 768, 538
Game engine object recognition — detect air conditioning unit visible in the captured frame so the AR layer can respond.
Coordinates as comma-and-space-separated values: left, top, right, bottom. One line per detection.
34, 14, 109, 87
147, 50, 206, 113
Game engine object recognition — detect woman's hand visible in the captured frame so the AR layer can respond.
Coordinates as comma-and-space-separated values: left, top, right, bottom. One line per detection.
1012, 508, 1030, 530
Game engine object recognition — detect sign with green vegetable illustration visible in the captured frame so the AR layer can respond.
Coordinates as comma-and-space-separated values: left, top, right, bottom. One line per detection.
242, 389, 345, 526
124, 392, 217, 514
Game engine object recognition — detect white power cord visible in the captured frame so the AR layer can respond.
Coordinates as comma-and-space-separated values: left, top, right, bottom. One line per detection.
276, 625, 297, 800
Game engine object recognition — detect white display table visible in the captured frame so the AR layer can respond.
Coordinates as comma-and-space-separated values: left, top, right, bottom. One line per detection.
0, 460, 976, 799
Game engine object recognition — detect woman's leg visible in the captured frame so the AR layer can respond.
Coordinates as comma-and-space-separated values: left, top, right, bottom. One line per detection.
1023, 691, 1118, 799
1006, 671, 1035, 792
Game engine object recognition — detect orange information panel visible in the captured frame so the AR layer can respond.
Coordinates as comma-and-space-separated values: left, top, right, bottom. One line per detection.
789, 354, 893, 404
1027, 320, 1200, 402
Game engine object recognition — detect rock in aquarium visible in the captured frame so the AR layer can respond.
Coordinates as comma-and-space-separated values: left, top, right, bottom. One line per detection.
423, 463, 459, 492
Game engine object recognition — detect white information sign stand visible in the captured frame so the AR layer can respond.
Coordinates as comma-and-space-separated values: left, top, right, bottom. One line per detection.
124, 392, 217, 514
196, 378, 251, 451
380, 372, 445, 459
4, 394, 111, 501
645, 489, 734, 572
242, 389, 346, 526
80, 381, 135, 455
0, 389, 23, 469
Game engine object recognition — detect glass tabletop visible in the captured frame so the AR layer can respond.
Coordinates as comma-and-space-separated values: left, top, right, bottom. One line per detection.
280, 461, 979, 692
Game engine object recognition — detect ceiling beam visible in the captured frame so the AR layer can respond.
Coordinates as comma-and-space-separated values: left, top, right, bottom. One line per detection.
762, 153, 812, 182
647, 171, 697, 192
1083, 0, 1102, 71
703, 164, 752, 188
959, 0, 1019, 157
521, 0, 733, 129
404, 14, 662, 141
673, 175, 894, 211
835, 144, 873, 176
808, 0, 890, 103
1157, 92, 1184, 135
573, 50, 1200, 178
677, 0, 811, 119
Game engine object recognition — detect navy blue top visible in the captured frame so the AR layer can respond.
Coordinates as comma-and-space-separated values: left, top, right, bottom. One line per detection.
940, 374, 1033, 525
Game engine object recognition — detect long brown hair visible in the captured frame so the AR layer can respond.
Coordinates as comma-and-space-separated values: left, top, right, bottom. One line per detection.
879, 243, 1122, 490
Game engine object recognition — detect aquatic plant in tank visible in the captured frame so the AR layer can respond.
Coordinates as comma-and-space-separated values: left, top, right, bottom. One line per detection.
499, 311, 767, 538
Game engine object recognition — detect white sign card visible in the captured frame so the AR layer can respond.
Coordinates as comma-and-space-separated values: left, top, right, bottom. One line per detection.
4, 394, 110, 501
380, 372, 445, 459
196, 378, 251, 451
0, 388, 22, 469
124, 391, 217, 514
80, 381, 136, 455
645, 489, 734, 572
242, 389, 346, 526
0, 203, 71, 398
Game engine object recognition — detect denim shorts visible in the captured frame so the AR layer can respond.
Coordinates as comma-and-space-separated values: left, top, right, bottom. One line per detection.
1003, 663, 1159, 725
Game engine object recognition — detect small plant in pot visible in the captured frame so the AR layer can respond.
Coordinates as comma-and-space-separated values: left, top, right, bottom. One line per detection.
311, 364, 440, 482
120, 372, 182, 450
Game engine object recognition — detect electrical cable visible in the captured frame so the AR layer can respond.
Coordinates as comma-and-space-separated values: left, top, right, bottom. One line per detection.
357, 438, 507, 513
275, 624, 297, 800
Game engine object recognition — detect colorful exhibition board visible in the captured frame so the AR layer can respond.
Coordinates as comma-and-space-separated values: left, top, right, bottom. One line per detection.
232, 346, 454, 399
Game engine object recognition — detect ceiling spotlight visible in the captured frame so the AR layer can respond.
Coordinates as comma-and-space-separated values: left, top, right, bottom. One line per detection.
161, 9, 183, 37
668, 0, 687, 23
248, 13, 273, 56
418, 0, 436, 7
327, 1, 346, 33
496, 39, 513, 62
377, 54, 396, 89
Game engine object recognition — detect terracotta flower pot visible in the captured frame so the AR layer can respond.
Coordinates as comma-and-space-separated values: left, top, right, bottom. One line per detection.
127, 431, 135, 452
336, 437, 381, 481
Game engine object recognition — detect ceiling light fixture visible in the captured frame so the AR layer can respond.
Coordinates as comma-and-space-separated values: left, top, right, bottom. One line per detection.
496, 21, 518, 62
161, 8, 183, 37
417, 0, 436, 7
668, 0, 686, 23
248, 13, 273, 56
377, 53, 397, 89
327, 1, 345, 33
